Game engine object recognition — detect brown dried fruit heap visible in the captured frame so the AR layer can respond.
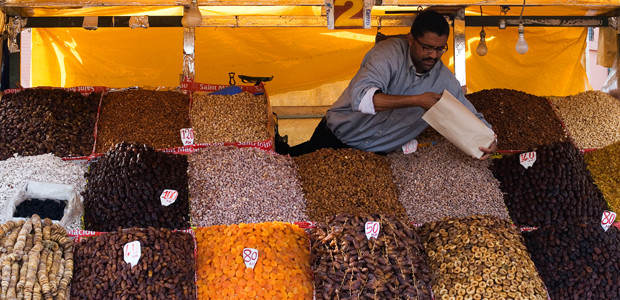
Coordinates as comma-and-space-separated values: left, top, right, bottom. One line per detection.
491, 142, 608, 227
95, 90, 190, 152
311, 213, 432, 300
466, 88, 567, 151
72, 227, 196, 300
83, 142, 190, 231
523, 223, 620, 299
0, 88, 99, 160
418, 215, 548, 300
294, 148, 406, 222
0, 215, 74, 300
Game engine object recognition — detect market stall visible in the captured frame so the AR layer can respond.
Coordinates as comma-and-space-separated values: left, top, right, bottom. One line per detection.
0, 1, 619, 299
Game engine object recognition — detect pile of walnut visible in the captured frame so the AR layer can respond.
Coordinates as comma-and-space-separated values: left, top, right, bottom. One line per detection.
0, 215, 73, 300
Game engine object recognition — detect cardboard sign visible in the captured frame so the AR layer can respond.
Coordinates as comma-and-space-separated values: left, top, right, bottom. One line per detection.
180, 128, 195, 146
601, 210, 617, 232
242, 248, 259, 269
160, 189, 178, 206
519, 151, 537, 169
365, 221, 380, 240
123, 241, 141, 268
402, 139, 419, 154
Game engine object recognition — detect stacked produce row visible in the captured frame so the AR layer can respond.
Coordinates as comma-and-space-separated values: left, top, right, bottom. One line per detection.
1, 87, 619, 299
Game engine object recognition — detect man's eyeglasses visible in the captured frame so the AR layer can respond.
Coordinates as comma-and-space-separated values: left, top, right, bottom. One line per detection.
414, 37, 448, 54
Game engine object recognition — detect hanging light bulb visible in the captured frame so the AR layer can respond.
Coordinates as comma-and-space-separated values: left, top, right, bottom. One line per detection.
181, 0, 202, 28
515, 24, 529, 54
476, 7, 487, 56
476, 29, 488, 56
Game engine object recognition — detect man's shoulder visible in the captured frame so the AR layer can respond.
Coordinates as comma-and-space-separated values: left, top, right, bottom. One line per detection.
372, 36, 408, 53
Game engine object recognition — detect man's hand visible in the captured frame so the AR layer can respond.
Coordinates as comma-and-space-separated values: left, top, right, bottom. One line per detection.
416, 92, 442, 110
478, 135, 498, 160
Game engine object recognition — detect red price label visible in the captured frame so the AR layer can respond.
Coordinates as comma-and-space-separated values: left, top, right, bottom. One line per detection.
519, 151, 537, 169
601, 210, 617, 232
365, 221, 380, 240
180, 128, 195, 146
123, 241, 141, 268
160, 189, 178, 206
242, 248, 259, 269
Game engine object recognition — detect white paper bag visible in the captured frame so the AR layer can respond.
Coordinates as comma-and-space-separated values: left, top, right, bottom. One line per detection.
422, 90, 495, 158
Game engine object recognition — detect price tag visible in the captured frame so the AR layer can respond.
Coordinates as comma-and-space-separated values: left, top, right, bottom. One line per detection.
242, 248, 259, 269
365, 221, 380, 240
601, 210, 617, 232
123, 241, 141, 268
401, 139, 418, 155
519, 151, 536, 169
160, 189, 178, 206
180, 128, 195, 146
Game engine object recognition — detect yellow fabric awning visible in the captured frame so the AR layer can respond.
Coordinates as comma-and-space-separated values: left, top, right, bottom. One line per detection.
32, 24, 589, 102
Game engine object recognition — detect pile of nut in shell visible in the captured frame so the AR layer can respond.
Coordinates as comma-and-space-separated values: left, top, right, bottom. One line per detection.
550, 90, 620, 149
294, 148, 406, 222
523, 223, 620, 299
95, 89, 190, 152
190, 92, 271, 143
389, 141, 509, 224
71, 227, 196, 299
0, 215, 74, 300
418, 215, 548, 300
311, 213, 433, 300
83, 142, 190, 231
491, 142, 608, 227
0, 88, 99, 160
188, 146, 307, 226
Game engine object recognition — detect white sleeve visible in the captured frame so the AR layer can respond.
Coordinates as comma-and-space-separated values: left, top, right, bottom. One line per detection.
358, 87, 380, 115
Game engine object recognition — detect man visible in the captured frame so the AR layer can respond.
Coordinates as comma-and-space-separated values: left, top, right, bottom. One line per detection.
281, 10, 497, 159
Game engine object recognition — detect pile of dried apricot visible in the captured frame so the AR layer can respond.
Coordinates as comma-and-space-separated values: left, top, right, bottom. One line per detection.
195, 222, 312, 299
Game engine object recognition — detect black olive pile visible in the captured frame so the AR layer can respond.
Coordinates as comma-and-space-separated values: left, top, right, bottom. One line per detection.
491, 142, 608, 227
523, 223, 620, 299
83, 142, 190, 231
0, 88, 99, 160
14, 198, 67, 220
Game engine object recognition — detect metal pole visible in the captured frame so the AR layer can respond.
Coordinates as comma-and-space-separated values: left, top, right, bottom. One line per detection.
453, 9, 466, 88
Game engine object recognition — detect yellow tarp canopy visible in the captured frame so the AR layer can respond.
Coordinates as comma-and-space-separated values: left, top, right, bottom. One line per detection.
32, 23, 589, 105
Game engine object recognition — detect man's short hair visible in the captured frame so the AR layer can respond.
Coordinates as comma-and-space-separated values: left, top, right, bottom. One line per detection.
410, 10, 450, 39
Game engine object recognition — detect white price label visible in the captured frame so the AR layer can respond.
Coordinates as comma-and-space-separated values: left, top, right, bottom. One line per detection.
601, 210, 617, 232
242, 248, 259, 269
401, 139, 419, 155
180, 128, 195, 146
160, 189, 178, 206
365, 221, 380, 240
519, 151, 536, 169
123, 241, 141, 268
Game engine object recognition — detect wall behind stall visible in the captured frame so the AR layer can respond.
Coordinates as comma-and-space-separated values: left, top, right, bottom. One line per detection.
30, 25, 588, 101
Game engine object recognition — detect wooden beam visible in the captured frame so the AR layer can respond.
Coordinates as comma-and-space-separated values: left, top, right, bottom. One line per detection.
22, 15, 611, 27
2, 0, 620, 7
272, 106, 330, 119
